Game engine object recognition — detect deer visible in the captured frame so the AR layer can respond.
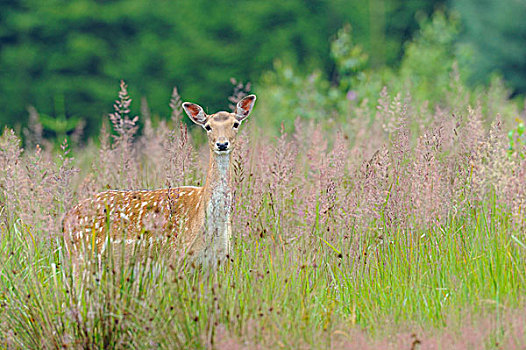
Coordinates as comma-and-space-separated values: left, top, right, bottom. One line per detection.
63, 94, 256, 269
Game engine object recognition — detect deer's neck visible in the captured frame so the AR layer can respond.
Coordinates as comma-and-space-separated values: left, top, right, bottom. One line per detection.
204, 151, 232, 200
201, 151, 232, 261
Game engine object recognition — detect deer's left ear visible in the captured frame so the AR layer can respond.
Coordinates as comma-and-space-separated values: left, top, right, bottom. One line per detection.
235, 94, 256, 122
183, 102, 208, 125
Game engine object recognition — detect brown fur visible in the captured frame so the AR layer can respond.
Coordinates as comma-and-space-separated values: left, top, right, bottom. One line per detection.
63, 95, 256, 268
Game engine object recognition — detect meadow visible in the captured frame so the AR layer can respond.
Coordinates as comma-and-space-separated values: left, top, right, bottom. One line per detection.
1, 75, 526, 349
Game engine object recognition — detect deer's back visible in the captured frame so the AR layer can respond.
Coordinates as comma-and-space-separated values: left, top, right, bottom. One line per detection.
63, 186, 206, 256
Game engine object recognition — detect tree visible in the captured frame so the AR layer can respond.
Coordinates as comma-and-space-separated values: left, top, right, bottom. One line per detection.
454, 0, 526, 93
0, 0, 444, 137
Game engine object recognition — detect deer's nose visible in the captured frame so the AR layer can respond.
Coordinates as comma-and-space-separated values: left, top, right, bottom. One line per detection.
216, 141, 229, 151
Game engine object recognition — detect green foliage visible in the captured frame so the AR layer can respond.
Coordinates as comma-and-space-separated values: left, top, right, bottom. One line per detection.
397, 11, 463, 105
256, 23, 382, 131
508, 119, 526, 159
454, 0, 526, 93
257, 9, 525, 136
257, 61, 333, 130
256, 11, 468, 130
330, 24, 370, 101
0, 0, 444, 138
38, 95, 82, 143
1, 165, 526, 347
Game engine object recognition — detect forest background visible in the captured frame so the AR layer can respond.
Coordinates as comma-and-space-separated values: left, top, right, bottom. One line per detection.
1, 0, 525, 138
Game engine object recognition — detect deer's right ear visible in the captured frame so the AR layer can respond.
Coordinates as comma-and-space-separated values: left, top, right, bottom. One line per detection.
183, 102, 208, 125
235, 94, 256, 122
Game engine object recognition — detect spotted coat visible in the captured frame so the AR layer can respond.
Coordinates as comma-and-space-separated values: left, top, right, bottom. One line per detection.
63, 94, 256, 267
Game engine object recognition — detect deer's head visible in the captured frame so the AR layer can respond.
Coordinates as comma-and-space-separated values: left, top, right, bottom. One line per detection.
183, 95, 256, 154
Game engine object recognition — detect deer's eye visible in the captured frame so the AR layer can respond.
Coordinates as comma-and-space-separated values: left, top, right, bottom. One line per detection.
204, 125, 212, 132
233, 122, 240, 129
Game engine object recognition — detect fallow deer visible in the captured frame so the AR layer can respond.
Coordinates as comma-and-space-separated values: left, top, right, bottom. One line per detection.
63, 94, 256, 268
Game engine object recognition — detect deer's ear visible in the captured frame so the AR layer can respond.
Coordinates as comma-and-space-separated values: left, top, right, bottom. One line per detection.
235, 94, 256, 122
183, 102, 208, 125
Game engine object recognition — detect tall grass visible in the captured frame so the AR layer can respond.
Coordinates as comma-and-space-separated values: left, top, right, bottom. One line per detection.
1, 80, 526, 349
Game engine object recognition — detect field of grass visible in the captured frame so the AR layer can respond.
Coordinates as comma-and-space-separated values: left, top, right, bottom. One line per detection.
1, 83, 526, 349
